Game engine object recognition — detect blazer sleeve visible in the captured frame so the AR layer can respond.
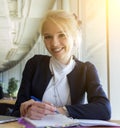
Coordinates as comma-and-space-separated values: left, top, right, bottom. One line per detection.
66, 62, 111, 120
11, 56, 37, 117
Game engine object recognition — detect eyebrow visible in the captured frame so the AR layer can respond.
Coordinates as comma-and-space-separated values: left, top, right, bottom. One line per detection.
43, 31, 65, 36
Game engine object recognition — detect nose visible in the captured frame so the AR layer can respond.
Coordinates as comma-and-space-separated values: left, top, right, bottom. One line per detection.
51, 36, 59, 46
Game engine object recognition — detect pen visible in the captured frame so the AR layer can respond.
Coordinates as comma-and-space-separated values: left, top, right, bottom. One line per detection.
31, 96, 41, 102
30, 96, 59, 114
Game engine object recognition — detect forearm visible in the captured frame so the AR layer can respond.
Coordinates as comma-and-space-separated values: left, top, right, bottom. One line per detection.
66, 99, 111, 120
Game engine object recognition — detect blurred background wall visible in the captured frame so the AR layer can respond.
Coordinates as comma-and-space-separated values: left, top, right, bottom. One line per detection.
0, 0, 120, 119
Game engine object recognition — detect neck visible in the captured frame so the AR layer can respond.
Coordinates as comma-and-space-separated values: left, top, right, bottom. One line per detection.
55, 56, 73, 65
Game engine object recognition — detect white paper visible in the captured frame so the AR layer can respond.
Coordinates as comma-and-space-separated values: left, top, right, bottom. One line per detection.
24, 114, 80, 127
77, 119, 120, 127
24, 114, 120, 127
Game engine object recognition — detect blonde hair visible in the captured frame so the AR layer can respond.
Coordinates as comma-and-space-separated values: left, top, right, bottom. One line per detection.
40, 10, 81, 39
40, 10, 82, 57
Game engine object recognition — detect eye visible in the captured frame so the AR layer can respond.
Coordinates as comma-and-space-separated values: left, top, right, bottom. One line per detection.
58, 33, 66, 38
44, 35, 52, 40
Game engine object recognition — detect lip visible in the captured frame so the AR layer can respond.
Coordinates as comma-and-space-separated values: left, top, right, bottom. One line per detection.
51, 47, 63, 53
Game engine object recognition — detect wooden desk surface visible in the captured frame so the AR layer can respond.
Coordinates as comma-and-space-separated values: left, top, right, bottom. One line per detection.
0, 98, 16, 105
0, 120, 120, 128
0, 121, 25, 128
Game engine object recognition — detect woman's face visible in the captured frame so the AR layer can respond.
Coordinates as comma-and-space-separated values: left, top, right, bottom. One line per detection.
42, 20, 74, 64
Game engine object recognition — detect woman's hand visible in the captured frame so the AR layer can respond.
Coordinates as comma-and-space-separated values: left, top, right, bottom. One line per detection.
20, 100, 57, 119
20, 99, 34, 117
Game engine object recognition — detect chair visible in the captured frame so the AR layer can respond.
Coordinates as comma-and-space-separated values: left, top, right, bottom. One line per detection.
0, 86, 4, 99
0, 103, 14, 116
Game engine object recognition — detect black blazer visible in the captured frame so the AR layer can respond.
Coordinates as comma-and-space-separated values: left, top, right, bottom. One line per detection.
0, 86, 3, 99
11, 55, 111, 120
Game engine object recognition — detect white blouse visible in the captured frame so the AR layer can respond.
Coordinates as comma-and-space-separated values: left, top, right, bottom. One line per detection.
42, 56, 76, 107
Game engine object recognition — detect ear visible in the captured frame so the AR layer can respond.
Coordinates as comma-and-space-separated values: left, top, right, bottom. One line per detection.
73, 13, 82, 27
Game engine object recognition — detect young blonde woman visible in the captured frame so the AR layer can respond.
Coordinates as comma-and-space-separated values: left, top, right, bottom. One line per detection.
11, 10, 111, 120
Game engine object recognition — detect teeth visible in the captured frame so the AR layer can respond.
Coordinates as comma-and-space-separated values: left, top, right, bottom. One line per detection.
53, 48, 62, 52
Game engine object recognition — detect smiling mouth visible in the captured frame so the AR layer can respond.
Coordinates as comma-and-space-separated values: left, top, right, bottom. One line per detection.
52, 47, 63, 53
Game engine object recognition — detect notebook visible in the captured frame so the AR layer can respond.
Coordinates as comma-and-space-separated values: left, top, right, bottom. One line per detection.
18, 114, 120, 128
19, 114, 80, 128
0, 115, 18, 123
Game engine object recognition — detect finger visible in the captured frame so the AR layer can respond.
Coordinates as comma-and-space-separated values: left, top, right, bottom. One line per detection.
28, 102, 56, 117
20, 99, 35, 116
34, 102, 56, 113
26, 105, 45, 119
26, 111, 44, 120
42, 101, 55, 108
20, 103, 27, 116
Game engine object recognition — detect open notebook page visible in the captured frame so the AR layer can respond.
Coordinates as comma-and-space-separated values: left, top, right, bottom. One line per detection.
22, 114, 120, 127
23, 114, 80, 127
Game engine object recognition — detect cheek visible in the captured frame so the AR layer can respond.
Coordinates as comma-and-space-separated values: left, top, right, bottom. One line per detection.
44, 42, 51, 52
44, 41, 50, 48
66, 39, 74, 49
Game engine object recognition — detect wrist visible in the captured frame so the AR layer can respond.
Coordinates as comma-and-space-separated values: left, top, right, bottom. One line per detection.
57, 106, 69, 116
62, 106, 69, 116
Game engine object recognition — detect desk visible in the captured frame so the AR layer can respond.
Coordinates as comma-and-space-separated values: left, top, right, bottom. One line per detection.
0, 98, 16, 115
0, 121, 25, 128
0, 120, 120, 128
0, 98, 16, 105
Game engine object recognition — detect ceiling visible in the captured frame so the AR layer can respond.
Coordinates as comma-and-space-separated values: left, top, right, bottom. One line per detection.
0, 0, 55, 72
